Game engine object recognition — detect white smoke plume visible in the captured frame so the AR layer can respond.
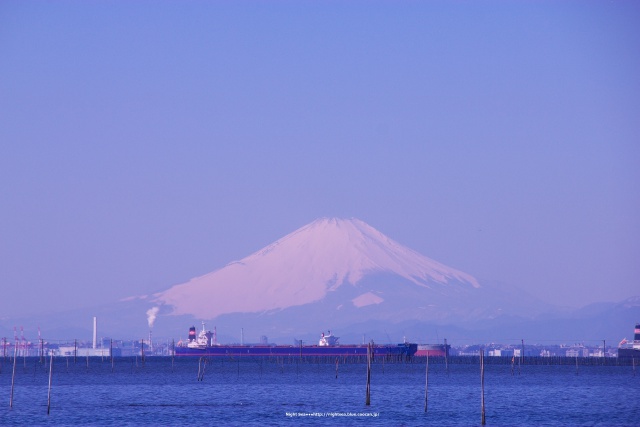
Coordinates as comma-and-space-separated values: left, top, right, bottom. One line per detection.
146, 306, 160, 328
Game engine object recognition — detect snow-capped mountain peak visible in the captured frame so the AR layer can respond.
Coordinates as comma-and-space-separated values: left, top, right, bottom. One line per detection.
154, 217, 479, 319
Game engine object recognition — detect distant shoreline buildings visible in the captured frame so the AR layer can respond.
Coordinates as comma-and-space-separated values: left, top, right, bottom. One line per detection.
1, 319, 638, 359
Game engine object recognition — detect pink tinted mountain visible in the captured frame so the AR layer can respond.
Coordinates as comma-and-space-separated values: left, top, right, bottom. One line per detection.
145, 218, 549, 340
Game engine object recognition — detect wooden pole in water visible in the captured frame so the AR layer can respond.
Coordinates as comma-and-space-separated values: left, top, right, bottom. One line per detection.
335, 357, 338, 379
47, 351, 53, 415
444, 338, 449, 375
141, 339, 145, 365
633, 358, 636, 377
110, 339, 114, 372
171, 339, 175, 373
365, 343, 371, 406
481, 350, 486, 425
575, 355, 579, 375
74, 339, 77, 364
202, 358, 207, 381
424, 354, 429, 413
198, 357, 205, 381
10, 341, 17, 408
518, 351, 521, 375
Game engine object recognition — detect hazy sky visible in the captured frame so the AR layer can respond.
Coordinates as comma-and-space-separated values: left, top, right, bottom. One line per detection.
1, 1, 638, 319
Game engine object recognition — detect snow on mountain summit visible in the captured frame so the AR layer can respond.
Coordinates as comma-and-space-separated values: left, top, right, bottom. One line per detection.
154, 218, 479, 319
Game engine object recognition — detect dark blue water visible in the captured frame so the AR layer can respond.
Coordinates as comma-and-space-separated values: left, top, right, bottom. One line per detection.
1, 357, 638, 426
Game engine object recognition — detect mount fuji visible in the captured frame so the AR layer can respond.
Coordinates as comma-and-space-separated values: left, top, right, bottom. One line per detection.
147, 218, 551, 343
3, 217, 636, 344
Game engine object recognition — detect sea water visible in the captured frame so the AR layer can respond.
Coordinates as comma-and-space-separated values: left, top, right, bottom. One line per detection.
0, 357, 638, 426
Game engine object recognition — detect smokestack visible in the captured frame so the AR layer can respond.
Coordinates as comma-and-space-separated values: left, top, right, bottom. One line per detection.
93, 317, 97, 349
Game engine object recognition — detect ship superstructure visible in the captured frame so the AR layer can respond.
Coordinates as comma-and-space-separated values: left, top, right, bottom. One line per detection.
617, 323, 640, 358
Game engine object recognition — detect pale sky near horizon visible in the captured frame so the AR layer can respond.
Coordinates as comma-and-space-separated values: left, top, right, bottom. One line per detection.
1, 1, 638, 318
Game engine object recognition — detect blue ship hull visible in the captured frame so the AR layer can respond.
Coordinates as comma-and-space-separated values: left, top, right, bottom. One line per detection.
175, 343, 417, 358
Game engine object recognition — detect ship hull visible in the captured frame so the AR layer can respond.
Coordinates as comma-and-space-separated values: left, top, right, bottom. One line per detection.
175, 343, 417, 358
617, 347, 640, 358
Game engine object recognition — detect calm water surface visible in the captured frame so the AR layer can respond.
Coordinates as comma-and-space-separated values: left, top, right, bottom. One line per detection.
0, 357, 638, 426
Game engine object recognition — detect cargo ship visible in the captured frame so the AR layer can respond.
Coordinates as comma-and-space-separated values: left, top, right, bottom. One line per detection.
617, 322, 640, 358
174, 323, 417, 358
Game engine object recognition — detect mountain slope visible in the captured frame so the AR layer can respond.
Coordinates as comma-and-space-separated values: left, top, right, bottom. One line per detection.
153, 217, 480, 319
3, 217, 633, 343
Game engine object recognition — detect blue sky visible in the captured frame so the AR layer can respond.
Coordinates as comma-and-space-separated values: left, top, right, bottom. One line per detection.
1, 1, 638, 318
